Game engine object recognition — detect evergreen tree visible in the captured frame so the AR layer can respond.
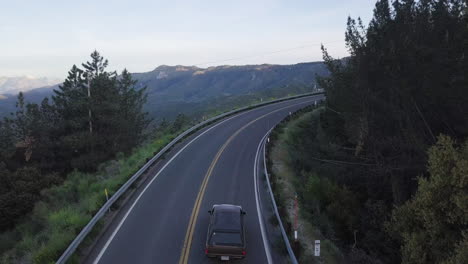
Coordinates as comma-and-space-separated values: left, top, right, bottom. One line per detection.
317, 0, 468, 261
0, 93, 59, 171
172, 113, 188, 133
116, 69, 150, 153
391, 136, 468, 264
0, 50, 150, 232
0, 119, 15, 166
52, 64, 91, 170
0, 164, 50, 230
52, 51, 149, 171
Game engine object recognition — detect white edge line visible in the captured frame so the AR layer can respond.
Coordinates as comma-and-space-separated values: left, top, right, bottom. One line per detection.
262, 125, 299, 264
93, 114, 239, 264
94, 97, 319, 263
254, 131, 274, 264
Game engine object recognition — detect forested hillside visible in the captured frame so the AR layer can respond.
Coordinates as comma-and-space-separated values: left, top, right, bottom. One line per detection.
280, 0, 468, 263
0, 57, 325, 232
0, 51, 150, 231
0, 51, 324, 262
0, 86, 54, 118
0, 62, 327, 120
135, 62, 326, 119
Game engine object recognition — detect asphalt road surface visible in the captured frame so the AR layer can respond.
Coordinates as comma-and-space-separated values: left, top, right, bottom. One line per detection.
88, 95, 322, 264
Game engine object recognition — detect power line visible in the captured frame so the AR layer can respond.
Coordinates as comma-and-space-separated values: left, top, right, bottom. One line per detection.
309, 156, 376, 166
194, 40, 343, 66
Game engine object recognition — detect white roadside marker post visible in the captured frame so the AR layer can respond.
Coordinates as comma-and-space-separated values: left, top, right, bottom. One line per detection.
314, 240, 321, 257
294, 193, 298, 241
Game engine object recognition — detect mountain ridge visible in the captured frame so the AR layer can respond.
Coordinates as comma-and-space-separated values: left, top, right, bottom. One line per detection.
0, 76, 61, 95
0, 61, 327, 120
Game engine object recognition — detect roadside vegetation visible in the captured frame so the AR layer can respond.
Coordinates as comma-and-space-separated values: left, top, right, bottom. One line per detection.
0, 51, 314, 263
268, 106, 346, 264
0, 52, 200, 263
0, 51, 152, 263
268, 1, 468, 263
270, 107, 468, 264
0, 130, 179, 263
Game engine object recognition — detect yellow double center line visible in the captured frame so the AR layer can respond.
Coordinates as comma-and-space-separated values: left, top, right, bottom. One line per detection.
178, 101, 312, 264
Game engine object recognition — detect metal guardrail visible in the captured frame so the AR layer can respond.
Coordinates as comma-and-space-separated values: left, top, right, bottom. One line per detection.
261, 99, 325, 264
262, 129, 299, 264
56, 91, 324, 264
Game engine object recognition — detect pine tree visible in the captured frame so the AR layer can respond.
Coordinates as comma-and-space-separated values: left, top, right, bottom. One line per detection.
116, 69, 150, 153
318, 0, 468, 261
391, 135, 468, 264
0, 119, 15, 165
52, 51, 150, 170
0, 50, 150, 232
52, 64, 91, 170
172, 113, 188, 133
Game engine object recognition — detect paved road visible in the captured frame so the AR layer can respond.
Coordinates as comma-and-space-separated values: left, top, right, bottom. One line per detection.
89, 95, 322, 264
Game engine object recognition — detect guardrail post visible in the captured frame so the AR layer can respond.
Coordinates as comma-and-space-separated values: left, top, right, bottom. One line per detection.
56, 92, 324, 263
262, 128, 299, 264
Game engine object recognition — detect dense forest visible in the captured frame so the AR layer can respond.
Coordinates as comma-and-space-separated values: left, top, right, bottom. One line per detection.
0, 51, 150, 231
281, 0, 467, 263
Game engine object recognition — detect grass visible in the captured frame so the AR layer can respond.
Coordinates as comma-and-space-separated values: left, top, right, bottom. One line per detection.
268, 106, 345, 264
0, 131, 178, 264
0, 91, 319, 264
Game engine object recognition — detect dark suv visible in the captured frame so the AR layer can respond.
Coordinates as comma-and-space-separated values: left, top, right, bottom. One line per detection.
205, 204, 246, 260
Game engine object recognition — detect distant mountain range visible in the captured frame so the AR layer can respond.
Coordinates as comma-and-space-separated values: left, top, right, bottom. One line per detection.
0, 76, 61, 95
0, 62, 327, 120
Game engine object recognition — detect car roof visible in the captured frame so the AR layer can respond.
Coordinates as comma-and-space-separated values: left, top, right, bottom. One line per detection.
212, 205, 242, 231
213, 204, 242, 210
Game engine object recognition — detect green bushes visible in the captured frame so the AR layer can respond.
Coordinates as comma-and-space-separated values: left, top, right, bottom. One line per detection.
0, 52, 151, 237
0, 166, 59, 231
270, 106, 392, 263
316, 0, 468, 261
303, 173, 358, 242
0, 95, 267, 263
0, 91, 313, 263
390, 136, 468, 264
0, 131, 176, 263
273, 107, 360, 244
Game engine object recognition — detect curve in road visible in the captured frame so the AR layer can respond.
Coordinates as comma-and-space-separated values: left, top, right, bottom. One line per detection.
88, 95, 322, 264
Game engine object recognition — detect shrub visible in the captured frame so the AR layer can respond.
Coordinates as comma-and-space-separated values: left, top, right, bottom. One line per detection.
302, 173, 359, 243
391, 135, 468, 264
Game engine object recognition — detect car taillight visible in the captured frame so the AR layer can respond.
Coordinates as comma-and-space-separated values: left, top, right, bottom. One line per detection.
242, 250, 246, 255
205, 248, 209, 254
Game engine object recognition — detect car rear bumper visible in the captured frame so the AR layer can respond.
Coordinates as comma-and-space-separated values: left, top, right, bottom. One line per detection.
206, 253, 245, 259
205, 244, 246, 259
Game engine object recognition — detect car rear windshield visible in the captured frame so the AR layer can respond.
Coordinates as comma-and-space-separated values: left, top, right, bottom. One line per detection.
209, 231, 243, 246
213, 210, 241, 231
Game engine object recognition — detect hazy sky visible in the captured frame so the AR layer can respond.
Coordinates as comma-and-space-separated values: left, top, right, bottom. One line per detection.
0, 0, 376, 79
